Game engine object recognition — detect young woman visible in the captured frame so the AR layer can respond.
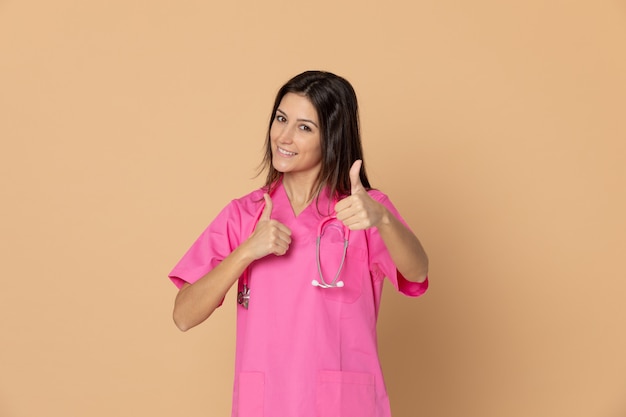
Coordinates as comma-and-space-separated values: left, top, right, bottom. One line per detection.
169, 70, 429, 417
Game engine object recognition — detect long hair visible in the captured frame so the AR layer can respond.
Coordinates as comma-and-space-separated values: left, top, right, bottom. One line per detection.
259, 70, 371, 201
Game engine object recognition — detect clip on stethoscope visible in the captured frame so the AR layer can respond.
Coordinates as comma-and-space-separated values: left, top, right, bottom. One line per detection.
237, 198, 350, 309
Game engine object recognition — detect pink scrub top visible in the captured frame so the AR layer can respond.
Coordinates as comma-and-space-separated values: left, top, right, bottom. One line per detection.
169, 181, 428, 417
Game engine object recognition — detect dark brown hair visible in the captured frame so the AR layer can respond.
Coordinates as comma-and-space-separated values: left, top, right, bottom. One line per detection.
259, 70, 371, 201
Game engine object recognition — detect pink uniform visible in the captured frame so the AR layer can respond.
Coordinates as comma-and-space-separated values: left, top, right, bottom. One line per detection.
169, 181, 428, 417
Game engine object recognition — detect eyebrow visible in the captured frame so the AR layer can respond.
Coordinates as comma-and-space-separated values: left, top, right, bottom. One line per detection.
276, 108, 319, 128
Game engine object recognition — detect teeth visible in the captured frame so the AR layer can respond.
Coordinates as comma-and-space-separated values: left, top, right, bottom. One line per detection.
278, 147, 296, 156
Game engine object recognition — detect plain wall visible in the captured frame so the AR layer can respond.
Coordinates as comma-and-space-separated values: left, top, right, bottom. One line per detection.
1, 1, 625, 416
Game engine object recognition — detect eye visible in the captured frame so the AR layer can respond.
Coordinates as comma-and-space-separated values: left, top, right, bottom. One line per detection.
299, 124, 312, 132
275, 114, 287, 123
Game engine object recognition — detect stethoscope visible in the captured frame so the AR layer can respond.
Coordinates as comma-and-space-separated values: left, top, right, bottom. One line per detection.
237, 195, 350, 309
312, 215, 349, 288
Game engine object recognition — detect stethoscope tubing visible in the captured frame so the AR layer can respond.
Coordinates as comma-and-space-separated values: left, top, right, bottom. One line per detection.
313, 216, 349, 288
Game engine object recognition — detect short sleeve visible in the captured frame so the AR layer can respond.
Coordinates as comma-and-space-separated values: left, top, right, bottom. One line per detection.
168, 201, 243, 289
367, 191, 429, 297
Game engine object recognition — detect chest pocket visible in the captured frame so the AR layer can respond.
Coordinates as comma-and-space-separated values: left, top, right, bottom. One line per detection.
316, 231, 368, 303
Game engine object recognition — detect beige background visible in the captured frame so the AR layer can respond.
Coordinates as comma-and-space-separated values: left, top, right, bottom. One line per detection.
1, 1, 625, 416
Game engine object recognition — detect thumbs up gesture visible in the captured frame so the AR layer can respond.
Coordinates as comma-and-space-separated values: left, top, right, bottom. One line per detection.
246, 193, 292, 260
335, 160, 386, 230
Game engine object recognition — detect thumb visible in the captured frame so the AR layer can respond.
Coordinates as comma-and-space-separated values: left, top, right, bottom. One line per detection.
349, 159, 364, 194
260, 193, 273, 220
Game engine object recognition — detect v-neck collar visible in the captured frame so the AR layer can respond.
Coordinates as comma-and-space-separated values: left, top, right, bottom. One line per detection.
272, 180, 334, 221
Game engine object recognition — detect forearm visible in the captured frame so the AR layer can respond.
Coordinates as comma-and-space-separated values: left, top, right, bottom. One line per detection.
172, 201, 292, 331
172, 243, 254, 331
376, 208, 429, 283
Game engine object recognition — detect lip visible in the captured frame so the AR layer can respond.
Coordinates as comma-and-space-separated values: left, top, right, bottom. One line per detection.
277, 146, 297, 157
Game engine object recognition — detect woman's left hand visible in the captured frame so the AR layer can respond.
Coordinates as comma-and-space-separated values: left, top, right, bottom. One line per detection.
335, 160, 387, 230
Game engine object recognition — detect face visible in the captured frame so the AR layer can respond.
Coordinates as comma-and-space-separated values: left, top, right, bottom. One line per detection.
270, 93, 322, 178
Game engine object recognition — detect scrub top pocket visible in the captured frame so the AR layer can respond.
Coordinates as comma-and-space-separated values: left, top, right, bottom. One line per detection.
316, 238, 367, 303
316, 370, 376, 417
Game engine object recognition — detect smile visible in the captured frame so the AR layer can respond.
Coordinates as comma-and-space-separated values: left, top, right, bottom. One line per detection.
277, 147, 297, 157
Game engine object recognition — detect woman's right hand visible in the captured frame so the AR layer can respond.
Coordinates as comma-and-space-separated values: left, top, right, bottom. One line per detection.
173, 194, 291, 331
245, 193, 292, 259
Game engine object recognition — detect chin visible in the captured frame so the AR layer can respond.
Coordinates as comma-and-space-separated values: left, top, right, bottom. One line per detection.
272, 159, 290, 174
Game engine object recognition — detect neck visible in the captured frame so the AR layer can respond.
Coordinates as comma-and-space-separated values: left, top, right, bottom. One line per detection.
282, 173, 319, 209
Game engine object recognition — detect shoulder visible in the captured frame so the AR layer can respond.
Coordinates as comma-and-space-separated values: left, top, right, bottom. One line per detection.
224, 187, 266, 218
366, 188, 410, 227
205, 187, 265, 236
366, 188, 391, 204
232, 187, 265, 206
367, 188, 405, 219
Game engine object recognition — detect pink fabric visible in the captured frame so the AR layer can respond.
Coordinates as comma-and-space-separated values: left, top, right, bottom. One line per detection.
169, 182, 428, 417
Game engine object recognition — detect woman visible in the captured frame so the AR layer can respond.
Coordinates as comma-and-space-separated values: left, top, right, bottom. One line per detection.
169, 70, 429, 417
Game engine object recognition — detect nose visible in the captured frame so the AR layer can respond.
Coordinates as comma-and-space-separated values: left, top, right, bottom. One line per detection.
274, 123, 295, 144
